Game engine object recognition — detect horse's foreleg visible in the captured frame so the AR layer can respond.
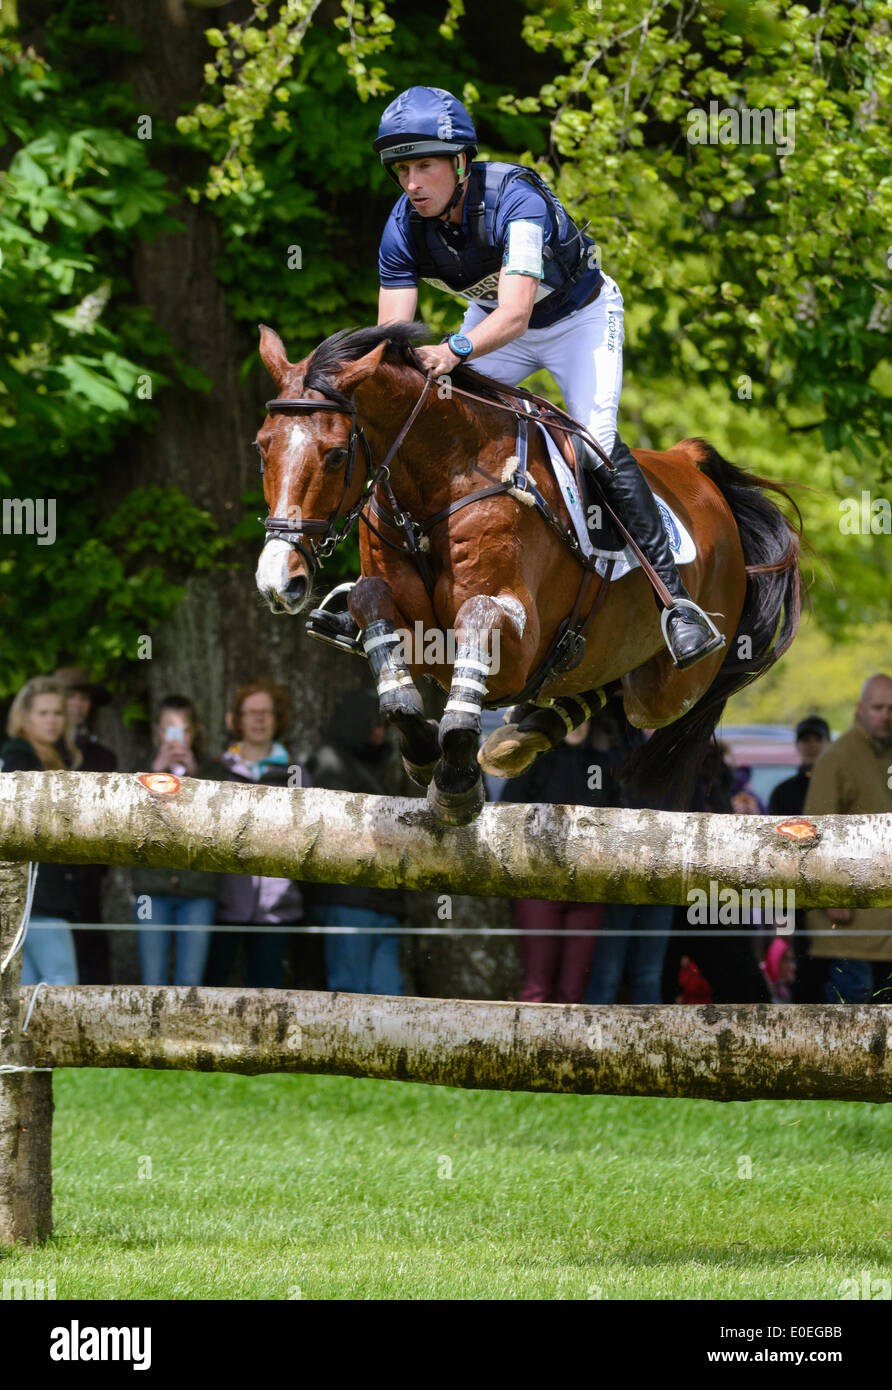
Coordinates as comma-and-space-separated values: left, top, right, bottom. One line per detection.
349, 576, 439, 784
428, 594, 523, 826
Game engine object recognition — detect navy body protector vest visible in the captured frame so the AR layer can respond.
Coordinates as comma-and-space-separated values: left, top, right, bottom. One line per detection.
407, 161, 592, 309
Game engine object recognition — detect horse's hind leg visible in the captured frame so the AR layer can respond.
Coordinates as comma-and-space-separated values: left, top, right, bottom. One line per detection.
349, 576, 439, 785
478, 689, 609, 779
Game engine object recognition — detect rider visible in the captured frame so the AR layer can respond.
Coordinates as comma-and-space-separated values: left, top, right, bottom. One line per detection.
319, 85, 724, 671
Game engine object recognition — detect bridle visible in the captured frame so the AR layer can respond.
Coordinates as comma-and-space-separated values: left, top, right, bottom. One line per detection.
261, 396, 372, 577
259, 376, 435, 579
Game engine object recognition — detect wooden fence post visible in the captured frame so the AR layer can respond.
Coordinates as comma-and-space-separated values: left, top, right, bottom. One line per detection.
0, 861, 53, 1246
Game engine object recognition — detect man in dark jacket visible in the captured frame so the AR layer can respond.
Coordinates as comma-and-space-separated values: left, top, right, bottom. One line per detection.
767, 717, 831, 817
305, 689, 408, 994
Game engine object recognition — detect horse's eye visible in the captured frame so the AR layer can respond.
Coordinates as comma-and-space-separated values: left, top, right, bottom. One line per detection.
252, 440, 265, 475
324, 447, 348, 471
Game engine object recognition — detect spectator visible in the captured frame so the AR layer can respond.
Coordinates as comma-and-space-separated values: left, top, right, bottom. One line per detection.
0, 677, 84, 984
305, 689, 407, 995
768, 716, 831, 817
132, 695, 224, 986
805, 674, 892, 1003
53, 666, 116, 771
584, 718, 674, 1005
499, 709, 615, 1004
759, 937, 796, 1003
208, 679, 308, 989
54, 666, 118, 984
767, 716, 832, 1002
720, 742, 765, 815
677, 955, 712, 1004
662, 739, 771, 1004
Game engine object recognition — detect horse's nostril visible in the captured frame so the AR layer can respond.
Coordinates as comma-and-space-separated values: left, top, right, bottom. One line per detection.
284, 574, 308, 603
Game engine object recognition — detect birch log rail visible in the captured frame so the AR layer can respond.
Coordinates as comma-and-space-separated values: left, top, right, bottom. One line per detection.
0, 770, 891, 906
20, 986, 892, 1104
2, 770, 892, 1250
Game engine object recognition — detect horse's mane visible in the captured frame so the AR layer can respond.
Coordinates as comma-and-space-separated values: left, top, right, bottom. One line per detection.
304, 320, 540, 414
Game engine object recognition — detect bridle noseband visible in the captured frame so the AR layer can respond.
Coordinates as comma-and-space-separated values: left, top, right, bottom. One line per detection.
261, 396, 373, 576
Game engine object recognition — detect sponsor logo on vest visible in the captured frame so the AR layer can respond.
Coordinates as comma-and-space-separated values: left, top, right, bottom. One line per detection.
423, 271, 501, 302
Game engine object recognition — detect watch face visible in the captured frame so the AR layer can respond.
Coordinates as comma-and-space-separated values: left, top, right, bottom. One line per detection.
450, 334, 473, 356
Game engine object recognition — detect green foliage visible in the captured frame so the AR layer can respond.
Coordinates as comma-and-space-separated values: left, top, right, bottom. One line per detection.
503, 0, 892, 467
0, 5, 220, 698
178, 0, 397, 201
0, 31, 178, 460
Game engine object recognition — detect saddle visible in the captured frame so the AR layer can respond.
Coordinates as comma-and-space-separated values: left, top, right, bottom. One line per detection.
516, 405, 627, 556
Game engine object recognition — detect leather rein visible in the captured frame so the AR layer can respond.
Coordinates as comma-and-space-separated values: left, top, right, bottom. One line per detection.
261, 369, 615, 591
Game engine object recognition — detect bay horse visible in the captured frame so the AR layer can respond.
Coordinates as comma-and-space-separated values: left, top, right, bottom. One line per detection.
255, 321, 800, 825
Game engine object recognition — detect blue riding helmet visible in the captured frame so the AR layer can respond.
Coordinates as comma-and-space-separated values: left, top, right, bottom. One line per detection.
373, 86, 478, 178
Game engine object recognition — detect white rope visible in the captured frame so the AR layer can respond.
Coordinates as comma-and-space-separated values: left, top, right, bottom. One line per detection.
22, 979, 48, 1034
0, 970, 52, 1077
0, 862, 38, 978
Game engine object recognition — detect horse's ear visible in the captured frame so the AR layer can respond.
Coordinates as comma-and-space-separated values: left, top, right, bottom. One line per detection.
258, 324, 291, 387
335, 340, 389, 392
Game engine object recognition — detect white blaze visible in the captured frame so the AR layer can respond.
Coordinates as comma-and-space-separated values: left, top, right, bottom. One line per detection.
256, 419, 309, 599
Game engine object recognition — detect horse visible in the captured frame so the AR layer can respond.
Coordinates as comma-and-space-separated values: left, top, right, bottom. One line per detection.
254, 320, 801, 825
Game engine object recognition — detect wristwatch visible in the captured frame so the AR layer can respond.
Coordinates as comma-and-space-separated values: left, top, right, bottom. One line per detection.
447, 332, 474, 360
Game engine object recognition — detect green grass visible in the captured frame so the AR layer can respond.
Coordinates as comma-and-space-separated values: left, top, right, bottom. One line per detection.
2, 1070, 891, 1300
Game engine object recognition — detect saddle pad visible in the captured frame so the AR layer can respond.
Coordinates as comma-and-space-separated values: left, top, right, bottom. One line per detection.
535, 419, 696, 580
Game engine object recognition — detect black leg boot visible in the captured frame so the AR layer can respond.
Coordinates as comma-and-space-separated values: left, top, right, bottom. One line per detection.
578, 435, 726, 670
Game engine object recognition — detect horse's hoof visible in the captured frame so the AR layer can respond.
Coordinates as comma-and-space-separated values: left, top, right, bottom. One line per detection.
477, 725, 551, 778
402, 755, 437, 788
426, 772, 485, 827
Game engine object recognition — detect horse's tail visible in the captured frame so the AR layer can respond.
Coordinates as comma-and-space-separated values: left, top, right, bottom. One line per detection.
624, 440, 803, 810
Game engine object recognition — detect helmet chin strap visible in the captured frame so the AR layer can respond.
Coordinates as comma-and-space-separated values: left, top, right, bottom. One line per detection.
441, 152, 468, 217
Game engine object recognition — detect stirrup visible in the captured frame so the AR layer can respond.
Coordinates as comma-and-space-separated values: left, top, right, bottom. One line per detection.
306, 582, 365, 657
660, 598, 726, 670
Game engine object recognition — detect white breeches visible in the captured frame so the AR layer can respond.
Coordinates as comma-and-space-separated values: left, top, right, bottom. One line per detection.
459, 274, 625, 454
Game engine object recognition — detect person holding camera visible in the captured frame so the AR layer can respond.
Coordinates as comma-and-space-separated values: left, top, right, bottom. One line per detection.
131, 695, 224, 986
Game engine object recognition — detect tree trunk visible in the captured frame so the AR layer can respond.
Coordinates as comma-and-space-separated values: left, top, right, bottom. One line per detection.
20, 985, 892, 1102
0, 772, 889, 908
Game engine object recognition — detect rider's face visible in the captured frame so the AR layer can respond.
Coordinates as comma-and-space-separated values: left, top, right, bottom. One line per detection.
393, 156, 459, 217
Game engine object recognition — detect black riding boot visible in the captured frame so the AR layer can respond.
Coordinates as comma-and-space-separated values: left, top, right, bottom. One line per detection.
306, 582, 362, 653
579, 434, 726, 671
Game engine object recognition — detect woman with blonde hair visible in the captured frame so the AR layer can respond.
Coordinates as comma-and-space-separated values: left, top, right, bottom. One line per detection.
0, 676, 84, 984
